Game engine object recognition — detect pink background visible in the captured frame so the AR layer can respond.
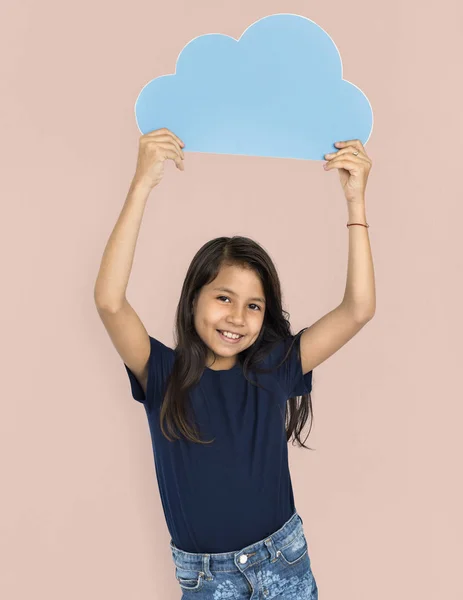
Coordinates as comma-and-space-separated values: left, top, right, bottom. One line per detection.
2, 1, 462, 599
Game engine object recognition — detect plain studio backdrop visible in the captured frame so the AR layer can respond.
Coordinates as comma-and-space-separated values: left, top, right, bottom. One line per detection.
1, 1, 462, 599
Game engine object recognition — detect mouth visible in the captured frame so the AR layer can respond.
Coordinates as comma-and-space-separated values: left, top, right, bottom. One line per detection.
217, 330, 245, 344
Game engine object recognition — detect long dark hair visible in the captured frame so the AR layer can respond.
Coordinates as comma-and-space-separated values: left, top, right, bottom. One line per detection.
159, 236, 315, 450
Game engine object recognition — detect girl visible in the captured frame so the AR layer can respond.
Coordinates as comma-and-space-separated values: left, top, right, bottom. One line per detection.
94, 128, 375, 598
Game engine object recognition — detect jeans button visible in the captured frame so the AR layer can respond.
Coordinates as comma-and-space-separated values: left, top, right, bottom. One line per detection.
239, 554, 248, 564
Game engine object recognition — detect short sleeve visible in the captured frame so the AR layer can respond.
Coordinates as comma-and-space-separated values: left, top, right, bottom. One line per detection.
266, 328, 313, 398
123, 335, 175, 411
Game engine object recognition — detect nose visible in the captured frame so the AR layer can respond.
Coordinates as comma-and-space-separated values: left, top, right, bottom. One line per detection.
227, 309, 246, 327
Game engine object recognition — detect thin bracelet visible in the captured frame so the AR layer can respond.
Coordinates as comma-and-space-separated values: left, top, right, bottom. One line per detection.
346, 222, 369, 228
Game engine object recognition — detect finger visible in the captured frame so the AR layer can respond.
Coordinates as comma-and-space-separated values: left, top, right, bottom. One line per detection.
335, 139, 364, 148
155, 140, 184, 159
146, 133, 184, 157
324, 159, 359, 170
326, 155, 369, 165
325, 147, 365, 160
335, 139, 365, 153
160, 127, 185, 148
145, 128, 185, 148
157, 145, 184, 169
164, 137, 185, 158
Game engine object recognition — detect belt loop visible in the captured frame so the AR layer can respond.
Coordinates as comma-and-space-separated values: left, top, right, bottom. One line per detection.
202, 553, 213, 580
264, 537, 279, 562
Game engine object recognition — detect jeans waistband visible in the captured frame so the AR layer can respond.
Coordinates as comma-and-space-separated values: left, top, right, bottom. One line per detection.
169, 510, 304, 575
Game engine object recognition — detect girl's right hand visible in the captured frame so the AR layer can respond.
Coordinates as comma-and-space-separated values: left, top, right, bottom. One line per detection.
133, 128, 185, 189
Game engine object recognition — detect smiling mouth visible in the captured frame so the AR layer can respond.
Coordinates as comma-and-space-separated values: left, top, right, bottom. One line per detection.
217, 330, 244, 343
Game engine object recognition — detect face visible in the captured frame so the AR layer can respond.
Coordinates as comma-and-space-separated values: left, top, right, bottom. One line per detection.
192, 264, 266, 370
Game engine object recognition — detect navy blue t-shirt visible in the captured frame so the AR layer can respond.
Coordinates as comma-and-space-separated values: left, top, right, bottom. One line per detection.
123, 330, 313, 553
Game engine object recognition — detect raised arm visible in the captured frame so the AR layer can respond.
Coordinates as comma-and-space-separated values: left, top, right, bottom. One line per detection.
94, 129, 185, 391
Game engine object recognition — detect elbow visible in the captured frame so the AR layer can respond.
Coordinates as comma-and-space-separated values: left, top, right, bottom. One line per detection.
357, 309, 375, 323
341, 300, 376, 323
94, 293, 125, 313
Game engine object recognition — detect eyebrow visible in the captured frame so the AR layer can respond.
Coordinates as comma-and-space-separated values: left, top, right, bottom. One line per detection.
212, 286, 266, 304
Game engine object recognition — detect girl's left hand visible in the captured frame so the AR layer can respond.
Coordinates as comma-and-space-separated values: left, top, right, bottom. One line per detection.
324, 139, 372, 203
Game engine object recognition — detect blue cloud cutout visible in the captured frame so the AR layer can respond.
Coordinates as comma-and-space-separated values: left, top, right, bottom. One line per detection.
135, 13, 373, 161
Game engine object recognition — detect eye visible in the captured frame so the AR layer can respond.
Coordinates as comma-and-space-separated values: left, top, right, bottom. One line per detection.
216, 296, 261, 311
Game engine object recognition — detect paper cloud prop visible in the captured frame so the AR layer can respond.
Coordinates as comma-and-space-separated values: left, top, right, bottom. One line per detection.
135, 13, 373, 161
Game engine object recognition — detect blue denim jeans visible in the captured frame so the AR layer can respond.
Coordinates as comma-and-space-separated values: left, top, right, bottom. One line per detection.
169, 510, 318, 599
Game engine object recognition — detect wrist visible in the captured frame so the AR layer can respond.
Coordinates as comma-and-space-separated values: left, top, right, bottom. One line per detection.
130, 177, 155, 196
347, 201, 367, 223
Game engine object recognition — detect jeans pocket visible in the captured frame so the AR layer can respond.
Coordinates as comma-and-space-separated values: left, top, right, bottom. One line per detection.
175, 566, 205, 592
278, 530, 309, 567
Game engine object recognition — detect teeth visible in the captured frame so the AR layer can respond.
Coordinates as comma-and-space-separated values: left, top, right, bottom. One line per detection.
220, 330, 241, 339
